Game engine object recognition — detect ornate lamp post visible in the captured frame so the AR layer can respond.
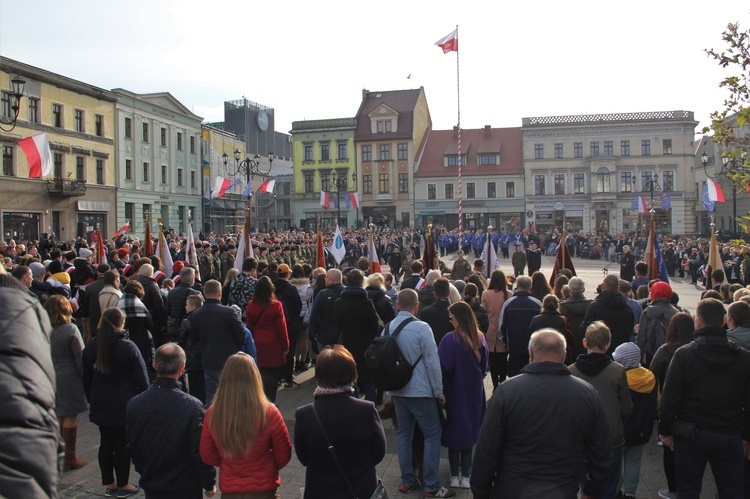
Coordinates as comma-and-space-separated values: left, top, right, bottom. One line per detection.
0, 76, 26, 132
329, 170, 357, 228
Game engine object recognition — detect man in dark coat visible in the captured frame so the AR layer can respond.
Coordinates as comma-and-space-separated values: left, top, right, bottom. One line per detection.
580, 275, 635, 355
500, 275, 542, 376
470, 329, 612, 498
309, 269, 345, 350
420, 278, 452, 345
166, 267, 200, 344
274, 264, 303, 388
400, 260, 423, 290
334, 269, 380, 402
82, 263, 110, 340
619, 245, 636, 283
526, 241, 542, 275
188, 279, 245, 404
126, 344, 216, 498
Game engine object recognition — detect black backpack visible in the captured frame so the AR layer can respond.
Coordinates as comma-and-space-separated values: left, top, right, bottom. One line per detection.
365, 317, 419, 391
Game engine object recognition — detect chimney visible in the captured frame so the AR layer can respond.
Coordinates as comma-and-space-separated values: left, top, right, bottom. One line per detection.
362, 89, 369, 101
453, 126, 459, 139
484, 125, 491, 138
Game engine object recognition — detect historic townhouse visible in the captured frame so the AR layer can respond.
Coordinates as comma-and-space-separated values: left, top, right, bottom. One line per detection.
521, 111, 699, 235
0, 58, 117, 241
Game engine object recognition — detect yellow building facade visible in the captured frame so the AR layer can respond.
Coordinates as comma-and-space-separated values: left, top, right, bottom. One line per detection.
201, 125, 248, 234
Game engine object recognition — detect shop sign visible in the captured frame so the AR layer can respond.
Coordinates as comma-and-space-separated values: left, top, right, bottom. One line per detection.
565, 210, 583, 217
533, 203, 585, 210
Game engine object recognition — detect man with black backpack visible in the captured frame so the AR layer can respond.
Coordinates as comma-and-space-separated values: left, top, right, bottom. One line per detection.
636, 281, 678, 367
382, 289, 455, 498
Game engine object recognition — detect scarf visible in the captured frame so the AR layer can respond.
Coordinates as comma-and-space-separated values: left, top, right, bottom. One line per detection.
117, 293, 151, 319
313, 385, 355, 397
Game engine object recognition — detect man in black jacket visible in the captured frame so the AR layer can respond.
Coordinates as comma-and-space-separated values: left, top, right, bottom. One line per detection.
420, 278, 452, 345
274, 263, 302, 388
400, 260, 423, 290
580, 275, 634, 355
188, 280, 245, 404
309, 269, 345, 350
167, 267, 200, 343
500, 275, 542, 376
526, 241, 542, 275
658, 298, 750, 497
126, 344, 216, 498
82, 263, 110, 340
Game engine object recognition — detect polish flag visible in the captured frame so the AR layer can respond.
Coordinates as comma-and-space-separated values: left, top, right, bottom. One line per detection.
212, 177, 231, 198
630, 196, 648, 214
19, 133, 53, 178
320, 191, 330, 209
349, 192, 360, 209
706, 179, 725, 203
435, 28, 458, 53
368, 231, 381, 274
114, 221, 130, 237
258, 179, 276, 193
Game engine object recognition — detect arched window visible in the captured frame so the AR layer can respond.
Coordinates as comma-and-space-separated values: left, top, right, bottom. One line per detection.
596, 167, 611, 193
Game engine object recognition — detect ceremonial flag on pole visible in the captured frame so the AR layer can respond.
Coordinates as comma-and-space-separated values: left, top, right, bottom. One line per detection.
422, 227, 439, 272
481, 228, 498, 279
368, 228, 382, 274
631, 196, 648, 213
435, 28, 458, 53
114, 221, 130, 237
144, 218, 154, 256
96, 229, 106, 265
19, 132, 53, 178
653, 231, 669, 283
644, 219, 658, 281
706, 179, 725, 203
233, 228, 246, 273
186, 223, 200, 282
316, 227, 326, 269
548, 227, 576, 287
708, 225, 725, 286
331, 225, 346, 264
156, 228, 173, 277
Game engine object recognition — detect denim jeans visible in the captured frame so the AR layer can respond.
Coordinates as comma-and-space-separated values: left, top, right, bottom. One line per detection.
674, 427, 744, 498
619, 444, 644, 496
448, 448, 473, 478
604, 446, 622, 499
204, 369, 222, 406
392, 396, 443, 492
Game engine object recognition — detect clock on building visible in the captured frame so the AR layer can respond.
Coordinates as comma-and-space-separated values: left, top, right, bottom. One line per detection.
257, 110, 269, 131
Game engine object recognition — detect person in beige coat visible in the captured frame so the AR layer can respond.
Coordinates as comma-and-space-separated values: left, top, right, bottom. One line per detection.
481, 269, 512, 389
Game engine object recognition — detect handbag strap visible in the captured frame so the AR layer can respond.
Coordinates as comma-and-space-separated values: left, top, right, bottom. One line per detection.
311, 404, 359, 499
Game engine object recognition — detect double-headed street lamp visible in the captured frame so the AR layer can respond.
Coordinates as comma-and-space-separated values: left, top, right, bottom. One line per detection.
0, 76, 26, 132
222, 150, 274, 232
632, 174, 661, 235
701, 150, 747, 237
329, 170, 357, 228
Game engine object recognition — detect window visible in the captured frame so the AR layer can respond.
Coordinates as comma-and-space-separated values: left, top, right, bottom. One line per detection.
590, 141, 600, 157
160, 128, 167, 147
177, 168, 183, 186
621, 140, 630, 156
620, 172, 632, 192
379, 144, 390, 160
574, 173, 585, 194
319, 142, 330, 161
2, 146, 13, 176
377, 121, 384, 133
534, 175, 545, 195
641, 171, 653, 189
466, 183, 476, 199
320, 172, 330, 192
124, 117, 132, 138
96, 160, 104, 185
663, 139, 672, 155
191, 171, 196, 188
161, 165, 167, 184
1, 92, 11, 118
362, 145, 372, 162
574, 142, 583, 158
641, 140, 651, 155
125, 203, 134, 225
337, 142, 347, 160
385, 121, 392, 133
177, 132, 183, 150
554, 174, 565, 195
479, 154, 497, 165
54, 153, 63, 178
445, 183, 454, 199
28, 98, 39, 123
76, 157, 85, 180
53, 104, 63, 128
554, 143, 563, 159
303, 144, 313, 161
428, 183, 436, 200
379, 173, 389, 192
125, 159, 132, 180
74, 110, 84, 132
447, 155, 459, 166
95, 114, 104, 137
596, 167, 611, 193
399, 173, 409, 193
506, 181, 515, 197
534, 144, 544, 159
143, 123, 149, 142
603, 141, 613, 156
304, 173, 314, 193
143, 162, 150, 182
363, 174, 372, 194
398, 143, 408, 161
488, 182, 496, 198
662, 171, 674, 191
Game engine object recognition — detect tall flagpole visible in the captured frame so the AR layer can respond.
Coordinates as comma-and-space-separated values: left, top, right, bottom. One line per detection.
456, 24, 463, 237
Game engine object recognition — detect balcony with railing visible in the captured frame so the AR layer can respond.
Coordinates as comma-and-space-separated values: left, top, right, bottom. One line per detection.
47, 178, 87, 196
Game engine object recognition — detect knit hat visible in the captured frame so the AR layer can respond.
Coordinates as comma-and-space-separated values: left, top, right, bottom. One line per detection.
117, 248, 130, 258
613, 342, 641, 369
48, 260, 64, 274
172, 260, 185, 274
650, 281, 673, 301
79, 248, 92, 259
29, 262, 46, 278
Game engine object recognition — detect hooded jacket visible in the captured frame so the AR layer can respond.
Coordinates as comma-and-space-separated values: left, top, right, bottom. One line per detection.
273, 278, 303, 334
560, 295, 592, 359
366, 286, 396, 325
622, 367, 657, 446
500, 291, 541, 355
569, 353, 633, 446
581, 290, 634, 355
309, 283, 345, 346
636, 299, 679, 366
659, 327, 750, 439
335, 287, 380, 382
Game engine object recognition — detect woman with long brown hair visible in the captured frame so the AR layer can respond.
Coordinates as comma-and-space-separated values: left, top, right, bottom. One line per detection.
481, 269, 511, 388
530, 271, 552, 303
44, 295, 88, 471
200, 353, 292, 498
438, 301, 488, 489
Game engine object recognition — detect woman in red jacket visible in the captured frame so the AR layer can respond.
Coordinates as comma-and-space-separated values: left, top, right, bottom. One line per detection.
246, 276, 289, 403
200, 353, 292, 498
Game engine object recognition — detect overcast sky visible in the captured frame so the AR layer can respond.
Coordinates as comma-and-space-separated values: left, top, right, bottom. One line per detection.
0, 1, 747, 136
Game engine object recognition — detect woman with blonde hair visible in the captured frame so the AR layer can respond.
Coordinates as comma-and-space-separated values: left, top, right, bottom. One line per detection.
365, 272, 396, 325
44, 295, 88, 471
200, 353, 292, 498
222, 268, 241, 305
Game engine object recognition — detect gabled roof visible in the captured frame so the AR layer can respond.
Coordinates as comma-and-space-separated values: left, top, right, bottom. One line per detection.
354, 88, 423, 141
416, 126, 523, 177
112, 89, 202, 121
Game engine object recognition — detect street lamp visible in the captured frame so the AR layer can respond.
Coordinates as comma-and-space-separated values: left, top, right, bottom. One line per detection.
632, 173, 661, 236
0, 76, 26, 132
223, 151, 274, 231
701, 150, 747, 237
329, 170, 357, 228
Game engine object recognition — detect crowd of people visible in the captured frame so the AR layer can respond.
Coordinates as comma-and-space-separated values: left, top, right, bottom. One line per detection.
2, 225, 750, 499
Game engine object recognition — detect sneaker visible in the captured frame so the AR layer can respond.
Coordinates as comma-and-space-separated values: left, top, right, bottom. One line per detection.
423, 487, 456, 498
658, 489, 678, 499
460, 476, 470, 489
117, 485, 141, 498
449, 476, 460, 488
284, 381, 297, 389
398, 479, 422, 494
104, 488, 118, 498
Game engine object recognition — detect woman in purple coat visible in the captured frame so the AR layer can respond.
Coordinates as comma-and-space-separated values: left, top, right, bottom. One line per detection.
438, 301, 489, 489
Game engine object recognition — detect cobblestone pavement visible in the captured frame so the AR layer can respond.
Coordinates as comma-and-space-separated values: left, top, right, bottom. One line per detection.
59, 254, 719, 498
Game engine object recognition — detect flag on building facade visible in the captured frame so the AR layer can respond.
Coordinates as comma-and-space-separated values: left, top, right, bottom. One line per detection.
349, 192, 360, 209
212, 177, 232, 198
19, 132, 52, 178
331, 225, 346, 264
631, 196, 648, 213
320, 191, 330, 209
702, 183, 716, 212
706, 179, 725, 203
258, 179, 276, 193
435, 28, 458, 53
660, 192, 671, 211
242, 178, 253, 197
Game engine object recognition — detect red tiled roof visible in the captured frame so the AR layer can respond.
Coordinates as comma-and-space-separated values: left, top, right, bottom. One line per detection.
354, 88, 423, 141
416, 126, 523, 177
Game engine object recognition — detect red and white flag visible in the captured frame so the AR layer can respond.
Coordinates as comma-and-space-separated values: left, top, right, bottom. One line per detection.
368, 230, 381, 274
706, 179, 726, 203
19, 132, 53, 178
435, 28, 458, 53
320, 191, 330, 209
349, 192, 360, 209
258, 179, 276, 193
114, 221, 130, 237
212, 177, 232, 198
